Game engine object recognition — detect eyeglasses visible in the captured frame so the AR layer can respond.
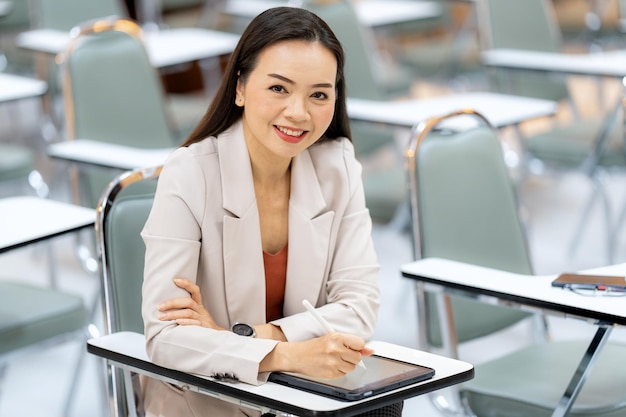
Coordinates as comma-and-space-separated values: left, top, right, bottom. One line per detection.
564, 284, 626, 297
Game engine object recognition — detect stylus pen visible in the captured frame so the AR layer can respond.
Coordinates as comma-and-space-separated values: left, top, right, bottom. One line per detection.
302, 299, 367, 370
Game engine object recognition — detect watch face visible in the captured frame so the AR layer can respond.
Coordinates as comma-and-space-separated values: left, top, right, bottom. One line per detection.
232, 322, 255, 337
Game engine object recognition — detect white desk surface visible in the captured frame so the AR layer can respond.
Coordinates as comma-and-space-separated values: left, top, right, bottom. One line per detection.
401, 258, 626, 326
16, 27, 240, 68
47, 140, 174, 171
0, 196, 95, 253
89, 331, 473, 415
222, 0, 443, 28
482, 48, 626, 78
347, 92, 558, 130
0, 73, 48, 103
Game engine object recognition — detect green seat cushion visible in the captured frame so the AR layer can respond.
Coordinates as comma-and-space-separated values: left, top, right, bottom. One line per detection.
363, 165, 406, 223
525, 118, 625, 168
0, 144, 35, 182
464, 340, 626, 417
0, 281, 86, 354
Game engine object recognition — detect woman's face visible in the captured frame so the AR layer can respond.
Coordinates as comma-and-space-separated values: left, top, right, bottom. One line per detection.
236, 40, 337, 163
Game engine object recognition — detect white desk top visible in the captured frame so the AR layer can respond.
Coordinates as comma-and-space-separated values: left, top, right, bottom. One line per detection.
89, 331, 473, 415
47, 140, 174, 171
0, 73, 48, 103
482, 48, 626, 78
0, 196, 95, 253
401, 258, 626, 326
347, 92, 558, 130
222, 0, 443, 28
16, 27, 240, 68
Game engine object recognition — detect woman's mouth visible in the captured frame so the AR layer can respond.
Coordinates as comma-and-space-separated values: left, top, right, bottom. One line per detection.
275, 125, 307, 143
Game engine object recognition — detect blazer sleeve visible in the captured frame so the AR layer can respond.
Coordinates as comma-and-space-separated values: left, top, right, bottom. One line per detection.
141, 147, 278, 386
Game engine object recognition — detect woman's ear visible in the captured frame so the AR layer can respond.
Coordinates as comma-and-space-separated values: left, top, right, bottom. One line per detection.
235, 78, 245, 107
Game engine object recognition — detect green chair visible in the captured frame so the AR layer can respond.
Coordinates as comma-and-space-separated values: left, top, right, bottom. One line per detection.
0, 281, 88, 416
95, 166, 159, 417
405, 109, 626, 417
303, 0, 414, 223
0, 143, 48, 198
478, 0, 625, 262
395, 0, 483, 85
59, 17, 180, 209
32, 0, 126, 31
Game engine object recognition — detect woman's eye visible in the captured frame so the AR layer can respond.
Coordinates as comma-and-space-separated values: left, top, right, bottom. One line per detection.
311, 92, 329, 100
270, 85, 285, 93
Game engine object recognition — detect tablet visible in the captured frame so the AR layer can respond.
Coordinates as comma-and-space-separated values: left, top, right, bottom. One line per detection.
268, 354, 435, 401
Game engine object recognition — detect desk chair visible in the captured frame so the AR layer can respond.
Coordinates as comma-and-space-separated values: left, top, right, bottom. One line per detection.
0, 281, 88, 416
95, 166, 159, 417
0, 143, 48, 198
405, 109, 626, 417
59, 17, 181, 209
303, 0, 413, 224
394, 0, 483, 88
477, 0, 625, 263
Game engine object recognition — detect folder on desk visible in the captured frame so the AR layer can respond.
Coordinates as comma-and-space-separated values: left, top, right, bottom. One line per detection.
552, 273, 626, 291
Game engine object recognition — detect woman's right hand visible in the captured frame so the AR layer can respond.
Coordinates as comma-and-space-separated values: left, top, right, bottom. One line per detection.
261, 332, 374, 379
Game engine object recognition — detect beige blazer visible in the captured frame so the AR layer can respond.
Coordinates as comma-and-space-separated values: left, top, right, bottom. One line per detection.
141, 120, 380, 417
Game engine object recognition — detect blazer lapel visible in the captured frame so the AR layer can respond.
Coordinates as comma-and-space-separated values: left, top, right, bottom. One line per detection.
219, 123, 267, 324
283, 150, 334, 316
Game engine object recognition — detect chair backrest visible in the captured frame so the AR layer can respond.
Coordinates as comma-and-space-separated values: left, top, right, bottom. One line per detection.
62, 17, 176, 147
61, 17, 176, 207
33, 0, 126, 30
477, 0, 570, 102
95, 165, 159, 417
96, 166, 160, 336
405, 110, 533, 353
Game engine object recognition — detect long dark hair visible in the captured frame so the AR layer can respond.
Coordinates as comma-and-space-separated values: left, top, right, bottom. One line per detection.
181, 6, 351, 147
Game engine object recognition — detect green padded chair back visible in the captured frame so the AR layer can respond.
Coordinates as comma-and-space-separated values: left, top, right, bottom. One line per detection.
0, 0, 30, 30
62, 19, 175, 148
97, 166, 159, 335
406, 111, 533, 350
478, 0, 569, 102
61, 18, 176, 208
96, 166, 159, 417
35, 0, 125, 30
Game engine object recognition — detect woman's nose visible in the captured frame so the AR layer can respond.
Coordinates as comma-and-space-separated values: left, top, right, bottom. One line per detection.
284, 96, 310, 122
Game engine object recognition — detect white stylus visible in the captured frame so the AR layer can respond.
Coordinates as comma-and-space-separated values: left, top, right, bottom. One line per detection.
302, 299, 367, 370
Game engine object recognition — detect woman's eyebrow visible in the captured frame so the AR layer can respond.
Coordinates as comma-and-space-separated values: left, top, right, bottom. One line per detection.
268, 73, 333, 89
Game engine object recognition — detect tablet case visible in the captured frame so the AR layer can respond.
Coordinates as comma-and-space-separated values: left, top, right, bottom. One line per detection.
268, 354, 435, 401
552, 273, 626, 291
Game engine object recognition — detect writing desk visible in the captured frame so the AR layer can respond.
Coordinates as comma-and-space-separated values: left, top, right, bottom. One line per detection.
0, 196, 95, 285
47, 140, 174, 171
0, 196, 95, 254
401, 257, 626, 417
88, 331, 474, 417
0, 73, 47, 103
482, 48, 626, 78
220, 0, 443, 29
347, 92, 558, 130
16, 27, 239, 68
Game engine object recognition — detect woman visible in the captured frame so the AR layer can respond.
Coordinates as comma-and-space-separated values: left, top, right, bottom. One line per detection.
141, 6, 401, 416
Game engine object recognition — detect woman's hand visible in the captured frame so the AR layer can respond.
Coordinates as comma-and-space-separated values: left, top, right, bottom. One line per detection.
260, 332, 374, 379
158, 278, 225, 330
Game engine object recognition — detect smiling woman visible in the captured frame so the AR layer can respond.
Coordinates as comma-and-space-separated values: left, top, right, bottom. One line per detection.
140, 6, 400, 417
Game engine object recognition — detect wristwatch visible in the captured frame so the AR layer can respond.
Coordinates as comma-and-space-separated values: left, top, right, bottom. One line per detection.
231, 322, 256, 337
